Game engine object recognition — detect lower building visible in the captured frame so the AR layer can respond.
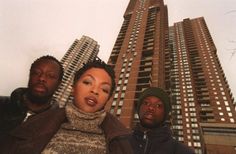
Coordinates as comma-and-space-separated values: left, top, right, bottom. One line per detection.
53, 36, 99, 107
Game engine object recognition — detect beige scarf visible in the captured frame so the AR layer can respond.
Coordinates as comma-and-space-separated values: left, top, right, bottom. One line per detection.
42, 103, 107, 154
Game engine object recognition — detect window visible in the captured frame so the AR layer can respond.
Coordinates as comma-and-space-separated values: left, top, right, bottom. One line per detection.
122, 86, 127, 91
114, 93, 118, 98
112, 101, 116, 106
191, 124, 198, 128
188, 142, 192, 147
192, 129, 199, 134
116, 86, 120, 91
193, 142, 201, 147
121, 92, 125, 98
226, 107, 231, 111
178, 137, 184, 141
224, 101, 229, 106
193, 135, 200, 140
117, 108, 121, 115
119, 100, 124, 106
110, 108, 114, 114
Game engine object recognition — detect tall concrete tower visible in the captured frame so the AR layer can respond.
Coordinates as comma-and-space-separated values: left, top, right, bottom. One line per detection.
105, 0, 236, 153
53, 35, 99, 107
168, 17, 236, 154
106, 0, 169, 127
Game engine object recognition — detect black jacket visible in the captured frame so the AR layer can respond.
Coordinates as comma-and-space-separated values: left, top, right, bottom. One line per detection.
129, 124, 195, 154
0, 87, 57, 137
0, 88, 29, 136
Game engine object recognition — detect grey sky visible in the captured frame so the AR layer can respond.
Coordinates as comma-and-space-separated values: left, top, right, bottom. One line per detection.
0, 0, 236, 99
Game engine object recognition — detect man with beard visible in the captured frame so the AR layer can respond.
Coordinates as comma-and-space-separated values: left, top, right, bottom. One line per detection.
0, 55, 64, 136
129, 87, 194, 154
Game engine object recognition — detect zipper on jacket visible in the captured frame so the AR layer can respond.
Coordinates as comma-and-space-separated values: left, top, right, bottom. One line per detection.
143, 131, 149, 154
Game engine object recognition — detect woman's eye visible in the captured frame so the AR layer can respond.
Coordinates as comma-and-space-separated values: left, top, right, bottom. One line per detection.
101, 85, 111, 94
82, 80, 91, 85
102, 88, 109, 94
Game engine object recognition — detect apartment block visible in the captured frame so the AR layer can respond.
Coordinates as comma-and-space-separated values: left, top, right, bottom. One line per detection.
53, 35, 99, 107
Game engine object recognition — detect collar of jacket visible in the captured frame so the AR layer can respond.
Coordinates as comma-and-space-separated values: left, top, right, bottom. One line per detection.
133, 124, 172, 142
10, 87, 28, 113
9, 107, 66, 140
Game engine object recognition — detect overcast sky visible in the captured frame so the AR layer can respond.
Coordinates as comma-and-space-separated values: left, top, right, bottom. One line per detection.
1, 0, 236, 100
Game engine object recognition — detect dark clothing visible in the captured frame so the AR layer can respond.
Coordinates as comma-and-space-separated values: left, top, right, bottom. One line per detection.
129, 124, 195, 154
0, 107, 133, 154
0, 88, 27, 134
0, 88, 57, 137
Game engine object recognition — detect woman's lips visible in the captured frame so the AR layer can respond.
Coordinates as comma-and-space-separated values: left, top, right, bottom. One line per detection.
85, 96, 97, 107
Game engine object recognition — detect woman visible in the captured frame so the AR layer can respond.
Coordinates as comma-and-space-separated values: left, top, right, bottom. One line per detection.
0, 59, 133, 154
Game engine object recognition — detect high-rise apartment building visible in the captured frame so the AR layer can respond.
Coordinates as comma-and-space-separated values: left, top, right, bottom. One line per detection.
53, 35, 99, 107
168, 17, 236, 154
106, 0, 169, 127
106, 0, 236, 153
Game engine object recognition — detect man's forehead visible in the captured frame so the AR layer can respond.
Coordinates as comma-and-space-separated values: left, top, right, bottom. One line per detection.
33, 59, 59, 67
144, 95, 161, 99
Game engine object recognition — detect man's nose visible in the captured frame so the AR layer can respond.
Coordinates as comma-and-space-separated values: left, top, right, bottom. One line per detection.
39, 73, 46, 81
147, 104, 156, 111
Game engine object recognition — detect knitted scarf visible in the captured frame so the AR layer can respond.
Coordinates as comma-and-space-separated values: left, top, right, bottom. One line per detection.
42, 103, 107, 154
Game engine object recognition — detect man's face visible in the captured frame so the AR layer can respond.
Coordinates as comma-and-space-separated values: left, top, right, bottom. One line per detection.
139, 96, 165, 128
28, 59, 61, 104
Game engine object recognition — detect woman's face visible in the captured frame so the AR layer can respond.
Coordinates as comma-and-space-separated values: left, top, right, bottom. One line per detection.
73, 68, 112, 113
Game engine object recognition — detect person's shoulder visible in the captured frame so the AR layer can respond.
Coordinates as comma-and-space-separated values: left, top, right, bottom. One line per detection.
103, 112, 124, 129
0, 96, 10, 109
10, 87, 27, 98
0, 87, 26, 107
102, 112, 131, 138
174, 140, 195, 154
104, 112, 130, 131
0, 88, 27, 114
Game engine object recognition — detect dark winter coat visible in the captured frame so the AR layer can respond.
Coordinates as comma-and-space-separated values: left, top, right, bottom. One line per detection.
0, 88, 28, 135
129, 124, 195, 154
0, 88, 57, 136
0, 107, 133, 154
